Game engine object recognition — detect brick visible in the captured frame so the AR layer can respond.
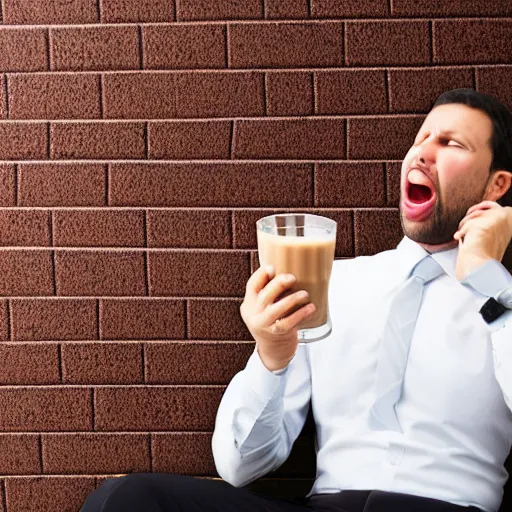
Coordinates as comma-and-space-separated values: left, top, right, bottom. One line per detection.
148, 250, 249, 297
103, 73, 177, 119
266, 72, 313, 116
386, 162, 402, 207
0, 210, 50, 246
55, 250, 146, 296
434, 20, 512, 65
346, 21, 430, 66
9, 74, 101, 120
51, 122, 145, 160
148, 121, 231, 159
0, 28, 48, 72
311, 0, 388, 17
18, 164, 106, 207
53, 209, 144, 247
348, 116, 424, 160
229, 22, 342, 68
11, 299, 97, 341
233, 119, 345, 159
100, 299, 185, 339
51, 26, 139, 71
95, 387, 224, 431
42, 434, 150, 474
5, 477, 95, 512
0, 300, 7, 340
188, 299, 252, 340
176, 72, 265, 117
315, 163, 385, 207
0, 76, 6, 119
61, 342, 142, 384
101, 0, 174, 23
177, 0, 262, 20
0, 388, 92, 431
3, 0, 98, 24
315, 70, 387, 114
265, 0, 308, 19
143, 25, 226, 69
0, 123, 48, 160
354, 209, 402, 256
147, 210, 231, 249
0, 435, 40, 474
476, 67, 512, 111
0, 251, 53, 297
152, 433, 216, 474
110, 163, 313, 207
392, 0, 512, 16
389, 68, 474, 113
0, 343, 60, 384
146, 341, 254, 384
0, 164, 16, 206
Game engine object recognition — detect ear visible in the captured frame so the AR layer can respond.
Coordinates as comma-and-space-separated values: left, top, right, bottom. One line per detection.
484, 170, 512, 203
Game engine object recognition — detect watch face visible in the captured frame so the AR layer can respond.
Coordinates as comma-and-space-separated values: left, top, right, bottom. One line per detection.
480, 298, 507, 324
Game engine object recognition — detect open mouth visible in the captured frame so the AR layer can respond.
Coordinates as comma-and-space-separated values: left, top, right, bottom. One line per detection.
407, 183, 434, 204
402, 169, 437, 221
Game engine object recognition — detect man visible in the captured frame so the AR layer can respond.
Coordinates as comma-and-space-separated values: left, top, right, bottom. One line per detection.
81, 89, 512, 512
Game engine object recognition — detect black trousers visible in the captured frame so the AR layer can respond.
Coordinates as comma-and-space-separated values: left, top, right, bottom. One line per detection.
80, 473, 483, 512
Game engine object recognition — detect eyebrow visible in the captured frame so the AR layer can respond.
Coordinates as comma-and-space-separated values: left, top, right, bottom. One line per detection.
417, 128, 475, 150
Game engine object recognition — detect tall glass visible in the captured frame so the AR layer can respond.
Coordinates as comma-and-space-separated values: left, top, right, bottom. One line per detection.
256, 213, 336, 342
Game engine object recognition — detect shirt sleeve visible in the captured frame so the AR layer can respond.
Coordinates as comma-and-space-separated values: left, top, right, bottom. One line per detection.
211, 344, 311, 487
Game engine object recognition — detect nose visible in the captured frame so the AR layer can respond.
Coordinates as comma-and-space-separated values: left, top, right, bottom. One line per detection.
416, 131, 438, 166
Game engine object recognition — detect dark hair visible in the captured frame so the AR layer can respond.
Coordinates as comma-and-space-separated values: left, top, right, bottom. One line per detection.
433, 88, 512, 207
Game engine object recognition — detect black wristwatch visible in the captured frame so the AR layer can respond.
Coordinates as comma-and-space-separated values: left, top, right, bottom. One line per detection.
479, 288, 512, 324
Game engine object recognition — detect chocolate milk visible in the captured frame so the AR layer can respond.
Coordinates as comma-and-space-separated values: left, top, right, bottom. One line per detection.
257, 230, 336, 329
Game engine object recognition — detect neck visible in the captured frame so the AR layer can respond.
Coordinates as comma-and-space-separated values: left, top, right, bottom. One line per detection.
416, 239, 458, 254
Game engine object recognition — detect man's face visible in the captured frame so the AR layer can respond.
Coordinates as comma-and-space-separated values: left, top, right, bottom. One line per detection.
400, 103, 494, 247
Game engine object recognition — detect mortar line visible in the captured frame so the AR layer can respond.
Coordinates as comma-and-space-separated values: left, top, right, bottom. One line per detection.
229, 120, 235, 159
4, 74, 9, 118
39, 435, 44, 473
141, 343, 146, 383
184, 300, 189, 339
1, 480, 6, 512
51, 250, 57, 295
91, 388, 95, 431
105, 164, 109, 206
96, 0, 101, 22
384, 69, 390, 113
383, 162, 388, 206
57, 343, 63, 383
96, 299, 101, 340
229, 210, 234, 249
5, 299, 11, 341
14, 163, 18, 206
138, 25, 144, 69
429, 21, 434, 64
99, 74, 104, 118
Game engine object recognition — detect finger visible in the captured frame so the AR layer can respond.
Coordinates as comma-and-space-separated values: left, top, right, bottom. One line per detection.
257, 273, 297, 309
466, 201, 500, 216
246, 264, 275, 297
271, 303, 316, 335
457, 209, 486, 231
264, 289, 311, 325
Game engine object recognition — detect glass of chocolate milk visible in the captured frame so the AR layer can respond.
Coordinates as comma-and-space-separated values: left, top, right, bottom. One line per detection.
256, 213, 336, 342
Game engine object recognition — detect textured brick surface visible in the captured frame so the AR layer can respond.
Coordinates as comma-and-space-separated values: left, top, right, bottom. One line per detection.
0, 28, 48, 72
346, 21, 430, 66
0, 388, 92, 431
0, 76, 7, 119
101, 0, 174, 23
148, 121, 231, 159
434, 20, 512, 65
53, 209, 144, 247
265, 0, 308, 19
177, 0, 262, 20
232, 209, 354, 257
476, 66, 512, 110
315, 163, 385, 207
0, 344, 60, 384
266, 72, 313, 116
0, 210, 51, 247
315, 70, 387, 114
143, 25, 226, 69
392, 0, 512, 16
229, 22, 343, 68
354, 209, 403, 256
3, 0, 98, 24
50, 122, 145, 160
110, 163, 313, 207
5, 477, 95, 512
11, 299, 97, 341
148, 250, 250, 297
0, 164, 16, 206
188, 299, 252, 340
348, 116, 424, 160
0, 435, 40, 475
147, 210, 231, 249
0, 300, 8, 340
234, 119, 345, 159
50, 26, 140, 71
0, 251, 53, 297
94, 387, 224, 431
42, 434, 150, 474
386, 162, 402, 207
146, 341, 254, 384
61, 342, 143, 384
9, 74, 101, 120
389, 68, 474, 113
55, 250, 146, 296
152, 433, 216, 474
311, 0, 388, 17
0, 123, 48, 160
18, 164, 106, 207
100, 299, 185, 339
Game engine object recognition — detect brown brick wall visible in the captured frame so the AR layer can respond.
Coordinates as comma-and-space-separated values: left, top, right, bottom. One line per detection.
0, 1, 511, 510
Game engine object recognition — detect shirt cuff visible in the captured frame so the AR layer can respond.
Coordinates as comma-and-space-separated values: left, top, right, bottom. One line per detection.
461, 259, 512, 301
245, 350, 288, 400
